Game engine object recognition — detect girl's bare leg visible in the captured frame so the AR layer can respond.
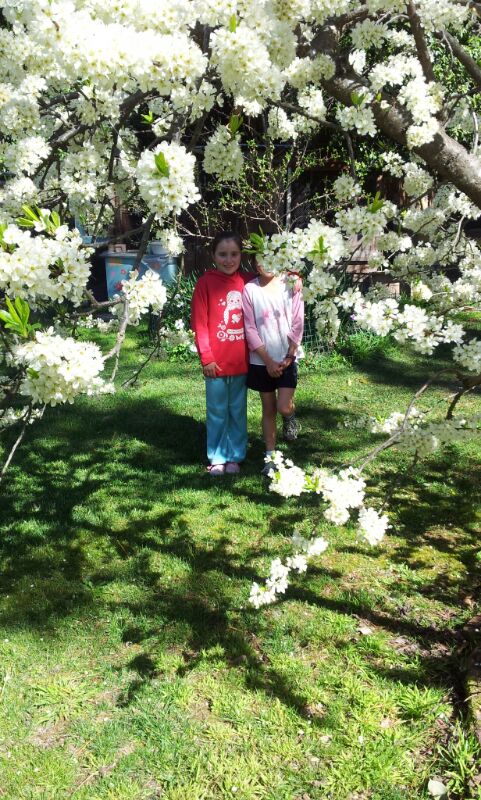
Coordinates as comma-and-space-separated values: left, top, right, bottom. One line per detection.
260, 392, 277, 451
277, 387, 295, 418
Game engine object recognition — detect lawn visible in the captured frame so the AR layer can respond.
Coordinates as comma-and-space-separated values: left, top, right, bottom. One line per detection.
0, 331, 480, 800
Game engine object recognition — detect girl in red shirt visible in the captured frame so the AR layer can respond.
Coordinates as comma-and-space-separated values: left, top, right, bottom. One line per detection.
191, 232, 252, 475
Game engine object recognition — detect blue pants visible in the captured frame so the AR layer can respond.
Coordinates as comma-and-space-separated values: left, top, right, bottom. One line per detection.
205, 375, 247, 464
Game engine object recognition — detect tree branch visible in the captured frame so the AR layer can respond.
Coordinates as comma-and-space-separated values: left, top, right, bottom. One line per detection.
446, 372, 481, 419
132, 213, 156, 270
436, 30, 481, 93
407, 1, 435, 83
269, 100, 343, 132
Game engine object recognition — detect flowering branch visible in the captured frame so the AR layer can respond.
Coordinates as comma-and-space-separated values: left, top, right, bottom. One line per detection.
407, 2, 436, 84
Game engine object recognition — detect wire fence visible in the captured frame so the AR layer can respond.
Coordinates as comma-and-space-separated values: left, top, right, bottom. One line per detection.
302, 304, 332, 355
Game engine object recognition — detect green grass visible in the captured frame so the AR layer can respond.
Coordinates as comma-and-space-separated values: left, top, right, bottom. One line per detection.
0, 331, 480, 799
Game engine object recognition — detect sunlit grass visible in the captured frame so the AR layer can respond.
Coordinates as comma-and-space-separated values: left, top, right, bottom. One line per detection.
0, 331, 480, 799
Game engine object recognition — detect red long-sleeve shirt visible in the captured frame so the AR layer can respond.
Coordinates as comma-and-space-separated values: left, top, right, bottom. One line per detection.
191, 269, 254, 376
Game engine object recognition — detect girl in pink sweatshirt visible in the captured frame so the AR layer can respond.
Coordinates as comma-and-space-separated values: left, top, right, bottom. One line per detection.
242, 261, 304, 475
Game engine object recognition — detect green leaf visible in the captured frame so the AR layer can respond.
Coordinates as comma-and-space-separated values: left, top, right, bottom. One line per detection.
350, 91, 366, 108
308, 235, 328, 260
141, 111, 154, 124
14, 296, 30, 326
228, 14, 237, 32
16, 217, 36, 229
367, 191, 384, 214
154, 152, 170, 177
0, 296, 33, 337
20, 204, 41, 222
228, 114, 243, 136
0, 315, 24, 336
27, 368, 40, 380
246, 228, 266, 255
5, 296, 21, 324
50, 210, 61, 229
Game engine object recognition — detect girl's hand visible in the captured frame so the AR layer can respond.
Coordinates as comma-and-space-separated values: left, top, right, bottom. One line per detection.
266, 358, 283, 378
203, 361, 221, 378
280, 354, 295, 370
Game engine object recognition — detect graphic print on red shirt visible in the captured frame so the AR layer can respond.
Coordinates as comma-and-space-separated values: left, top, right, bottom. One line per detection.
191, 269, 254, 376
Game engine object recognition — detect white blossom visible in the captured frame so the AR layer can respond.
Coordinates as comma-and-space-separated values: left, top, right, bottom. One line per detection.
114, 269, 167, 326
203, 125, 244, 182
14, 329, 106, 406
136, 142, 200, 220
358, 507, 389, 546
0, 226, 90, 305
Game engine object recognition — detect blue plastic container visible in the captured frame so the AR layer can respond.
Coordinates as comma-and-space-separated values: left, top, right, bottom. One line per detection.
102, 250, 178, 298
102, 251, 139, 299
138, 254, 178, 287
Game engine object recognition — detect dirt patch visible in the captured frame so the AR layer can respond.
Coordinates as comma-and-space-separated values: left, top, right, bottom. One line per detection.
28, 720, 68, 749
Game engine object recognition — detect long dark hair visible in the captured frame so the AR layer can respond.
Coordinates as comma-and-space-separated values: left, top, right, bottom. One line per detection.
211, 231, 243, 253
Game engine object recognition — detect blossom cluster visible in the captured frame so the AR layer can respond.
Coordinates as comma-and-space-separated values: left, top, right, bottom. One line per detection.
254, 220, 345, 277
249, 452, 389, 606
368, 55, 443, 148
81, 315, 119, 333
268, 451, 388, 546
159, 319, 196, 352
0, 225, 90, 306
336, 96, 377, 137
336, 201, 396, 245
203, 125, 244, 183
333, 174, 362, 204
136, 142, 200, 221
249, 531, 329, 608
0, 405, 43, 430
154, 229, 185, 258
337, 291, 467, 358
210, 24, 284, 113
14, 330, 107, 406
372, 407, 481, 458
114, 269, 167, 326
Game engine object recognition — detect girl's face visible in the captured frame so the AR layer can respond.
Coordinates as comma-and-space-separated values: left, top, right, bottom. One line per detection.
213, 239, 242, 275
255, 259, 274, 280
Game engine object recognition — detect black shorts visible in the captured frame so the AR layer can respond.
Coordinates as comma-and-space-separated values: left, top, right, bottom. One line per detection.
246, 362, 298, 393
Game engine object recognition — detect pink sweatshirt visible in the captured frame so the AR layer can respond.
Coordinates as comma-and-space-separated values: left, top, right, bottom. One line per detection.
242, 277, 304, 365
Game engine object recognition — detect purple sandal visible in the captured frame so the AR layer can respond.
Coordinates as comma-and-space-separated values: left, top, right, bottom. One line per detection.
207, 464, 225, 476
225, 462, 240, 474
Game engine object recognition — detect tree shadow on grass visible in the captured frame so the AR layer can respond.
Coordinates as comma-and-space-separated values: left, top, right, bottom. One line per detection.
347, 345, 468, 392
0, 380, 479, 724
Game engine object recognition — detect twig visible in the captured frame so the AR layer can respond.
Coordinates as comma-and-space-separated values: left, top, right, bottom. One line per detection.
344, 131, 358, 181
105, 298, 130, 382
121, 340, 162, 388
446, 372, 481, 419
357, 369, 458, 471
436, 29, 481, 92
0, 406, 44, 484
132, 213, 156, 271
